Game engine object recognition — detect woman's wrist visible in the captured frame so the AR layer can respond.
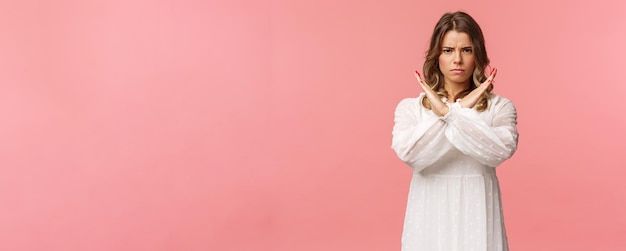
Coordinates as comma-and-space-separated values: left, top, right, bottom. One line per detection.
433, 102, 450, 117
459, 99, 471, 108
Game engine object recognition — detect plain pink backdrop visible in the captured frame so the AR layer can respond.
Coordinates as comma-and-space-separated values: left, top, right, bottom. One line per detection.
1, 0, 625, 250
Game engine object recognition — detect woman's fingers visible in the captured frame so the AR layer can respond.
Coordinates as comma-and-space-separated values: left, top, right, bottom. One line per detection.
414, 70, 447, 116
414, 71, 426, 87
414, 70, 445, 109
482, 67, 497, 87
414, 71, 432, 92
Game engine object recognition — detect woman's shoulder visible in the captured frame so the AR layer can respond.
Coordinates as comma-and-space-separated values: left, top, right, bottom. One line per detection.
396, 93, 426, 108
489, 93, 514, 104
488, 93, 516, 111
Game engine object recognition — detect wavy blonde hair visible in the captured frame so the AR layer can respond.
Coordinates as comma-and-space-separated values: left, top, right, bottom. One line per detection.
421, 11, 492, 112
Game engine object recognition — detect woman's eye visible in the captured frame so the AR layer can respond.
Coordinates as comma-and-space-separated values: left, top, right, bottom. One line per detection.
443, 49, 452, 53
463, 48, 473, 53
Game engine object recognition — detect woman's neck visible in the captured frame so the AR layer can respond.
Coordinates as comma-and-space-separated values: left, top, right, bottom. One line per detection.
444, 82, 470, 100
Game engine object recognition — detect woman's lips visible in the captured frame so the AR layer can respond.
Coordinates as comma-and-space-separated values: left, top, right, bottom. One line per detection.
451, 69, 465, 74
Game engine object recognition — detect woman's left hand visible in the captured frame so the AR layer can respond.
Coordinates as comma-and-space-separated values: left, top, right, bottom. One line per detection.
414, 71, 449, 116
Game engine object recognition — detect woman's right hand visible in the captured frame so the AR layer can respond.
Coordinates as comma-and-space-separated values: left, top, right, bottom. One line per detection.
459, 68, 497, 108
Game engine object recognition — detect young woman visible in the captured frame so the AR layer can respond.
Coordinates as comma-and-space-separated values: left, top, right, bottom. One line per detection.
391, 11, 519, 251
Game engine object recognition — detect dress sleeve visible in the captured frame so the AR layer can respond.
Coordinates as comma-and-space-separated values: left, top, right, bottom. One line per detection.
391, 96, 453, 171
443, 97, 519, 167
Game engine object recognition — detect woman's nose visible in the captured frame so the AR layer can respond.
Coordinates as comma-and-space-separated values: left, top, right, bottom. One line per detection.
453, 52, 462, 64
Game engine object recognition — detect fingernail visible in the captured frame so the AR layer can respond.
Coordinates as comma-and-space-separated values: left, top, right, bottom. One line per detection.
490, 68, 496, 75
415, 71, 421, 77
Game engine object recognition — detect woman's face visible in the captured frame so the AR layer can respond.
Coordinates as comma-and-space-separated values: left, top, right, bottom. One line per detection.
438, 30, 475, 86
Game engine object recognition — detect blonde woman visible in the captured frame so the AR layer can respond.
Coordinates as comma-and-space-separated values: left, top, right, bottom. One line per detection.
392, 11, 518, 251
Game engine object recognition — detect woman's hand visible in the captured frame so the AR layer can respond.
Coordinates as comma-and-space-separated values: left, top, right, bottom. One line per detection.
459, 68, 497, 108
414, 71, 449, 117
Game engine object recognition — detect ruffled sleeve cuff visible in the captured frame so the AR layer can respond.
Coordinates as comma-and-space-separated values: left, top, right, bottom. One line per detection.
441, 99, 462, 122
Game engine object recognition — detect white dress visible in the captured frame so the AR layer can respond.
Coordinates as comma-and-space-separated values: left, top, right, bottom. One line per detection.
391, 93, 518, 251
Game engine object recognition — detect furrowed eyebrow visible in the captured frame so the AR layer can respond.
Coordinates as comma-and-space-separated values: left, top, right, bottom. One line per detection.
441, 46, 473, 49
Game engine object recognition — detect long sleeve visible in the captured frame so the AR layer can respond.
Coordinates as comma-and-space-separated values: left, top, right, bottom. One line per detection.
443, 96, 519, 167
391, 96, 453, 171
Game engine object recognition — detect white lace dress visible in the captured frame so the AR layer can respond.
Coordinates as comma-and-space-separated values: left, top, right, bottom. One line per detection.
391, 93, 518, 251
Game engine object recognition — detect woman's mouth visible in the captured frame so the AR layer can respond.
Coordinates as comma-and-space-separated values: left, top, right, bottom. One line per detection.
451, 69, 465, 74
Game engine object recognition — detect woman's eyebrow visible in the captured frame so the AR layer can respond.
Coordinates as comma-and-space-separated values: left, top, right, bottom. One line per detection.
441, 45, 473, 48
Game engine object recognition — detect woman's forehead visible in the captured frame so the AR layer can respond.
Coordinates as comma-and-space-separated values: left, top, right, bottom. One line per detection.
441, 31, 472, 46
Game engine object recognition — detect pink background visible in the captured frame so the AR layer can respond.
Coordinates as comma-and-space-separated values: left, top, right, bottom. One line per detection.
1, 0, 625, 250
